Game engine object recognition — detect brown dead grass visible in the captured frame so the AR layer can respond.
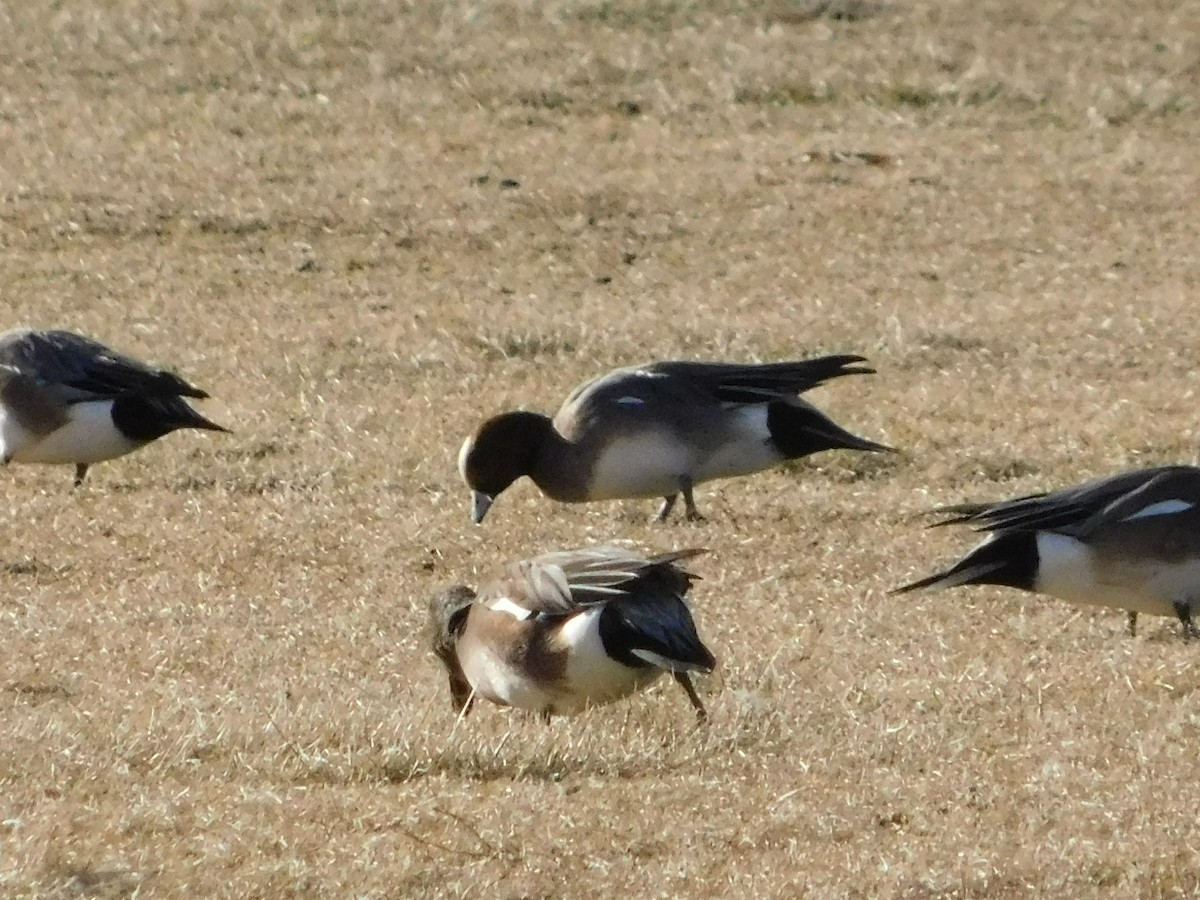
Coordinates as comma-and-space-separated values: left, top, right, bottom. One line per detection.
3, 0, 1200, 895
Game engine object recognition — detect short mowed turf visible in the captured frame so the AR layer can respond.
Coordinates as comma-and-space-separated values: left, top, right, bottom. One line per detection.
3, 0, 1200, 896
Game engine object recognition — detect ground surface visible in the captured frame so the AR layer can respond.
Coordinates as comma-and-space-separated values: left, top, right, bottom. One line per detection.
2, 0, 1200, 896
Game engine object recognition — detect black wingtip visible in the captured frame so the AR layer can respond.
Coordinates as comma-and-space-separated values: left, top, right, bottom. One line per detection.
823, 353, 871, 367
651, 547, 709, 566
691, 644, 717, 674
816, 354, 876, 379
926, 515, 973, 530
155, 369, 211, 400
857, 436, 897, 454
908, 501, 994, 529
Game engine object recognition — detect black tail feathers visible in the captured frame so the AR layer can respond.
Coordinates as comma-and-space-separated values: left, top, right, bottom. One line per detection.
767, 401, 892, 459
111, 395, 229, 442
892, 531, 1040, 595
601, 595, 716, 673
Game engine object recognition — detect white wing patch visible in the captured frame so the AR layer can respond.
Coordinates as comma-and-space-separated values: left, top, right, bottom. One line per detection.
615, 396, 645, 406
489, 596, 535, 620
631, 647, 690, 672
1122, 499, 1193, 521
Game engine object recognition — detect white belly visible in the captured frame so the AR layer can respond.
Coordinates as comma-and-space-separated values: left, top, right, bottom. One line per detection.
587, 432, 697, 499
459, 609, 663, 715
692, 405, 779, 481
6, 401, 142, 465
459, 640, 558, 713
553, 609, 662, 712
0, 405, 32, 463
1035, 532, 1191, 617
585, 407, 779, 500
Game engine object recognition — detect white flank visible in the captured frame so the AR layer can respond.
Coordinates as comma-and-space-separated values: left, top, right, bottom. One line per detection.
694, 405, 778, 481
1140, 558, 1200, 616
555, 609, 661, 711
1122, 499, 1193, 521
1032, 533, 1097, 602
7, 400, 140, 465
587, 431, 695, 499
589, 405, 782, 498
1034, 531, 1193, 617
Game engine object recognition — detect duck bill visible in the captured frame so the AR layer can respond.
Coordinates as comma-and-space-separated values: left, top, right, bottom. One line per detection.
470, 491, 495, 524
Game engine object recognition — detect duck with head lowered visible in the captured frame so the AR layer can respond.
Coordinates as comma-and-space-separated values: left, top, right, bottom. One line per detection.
458, 354, 892, 523
428, 545, 716, 721
0, 327, 228, 485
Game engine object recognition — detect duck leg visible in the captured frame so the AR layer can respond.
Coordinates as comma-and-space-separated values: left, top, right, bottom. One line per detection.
73, 463, 89, 487
673, 672, 708, 723
655, 494, 678, 522
1127, 611, 1138, 637
680, 477, 705, 522
656, 478, 705, 522
1173, 602, 1197, 641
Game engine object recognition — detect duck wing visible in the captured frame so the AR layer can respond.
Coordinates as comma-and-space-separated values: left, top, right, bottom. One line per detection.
643, 356, 874, 403
0, 329, 209, 403
930, 466, 1191, 533
553, 356, 873, 439
478, 546, 705, 617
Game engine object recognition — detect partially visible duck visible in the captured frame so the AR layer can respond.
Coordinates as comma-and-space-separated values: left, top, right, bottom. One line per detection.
894, 465, 1200, 639
0, 328, 228, 485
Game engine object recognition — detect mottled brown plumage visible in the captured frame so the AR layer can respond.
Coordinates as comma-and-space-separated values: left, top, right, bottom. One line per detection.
428, 546, 715, 720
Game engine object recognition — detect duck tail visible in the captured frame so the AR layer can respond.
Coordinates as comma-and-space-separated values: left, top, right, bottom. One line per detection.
603, 595, 716, 673
111, 395, 230, 442
767, 401, 893, 459
161, 398, 229, 433
892, 531, 1040, 594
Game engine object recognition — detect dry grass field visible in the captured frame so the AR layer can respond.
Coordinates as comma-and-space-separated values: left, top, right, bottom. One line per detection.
3, 0, 1200, 895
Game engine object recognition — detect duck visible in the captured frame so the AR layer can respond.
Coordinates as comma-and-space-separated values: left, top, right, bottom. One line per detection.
428, 546, 716, 720
893, 465, 1200, 639
0, 328, 228, 485
458, 355, 891, 523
